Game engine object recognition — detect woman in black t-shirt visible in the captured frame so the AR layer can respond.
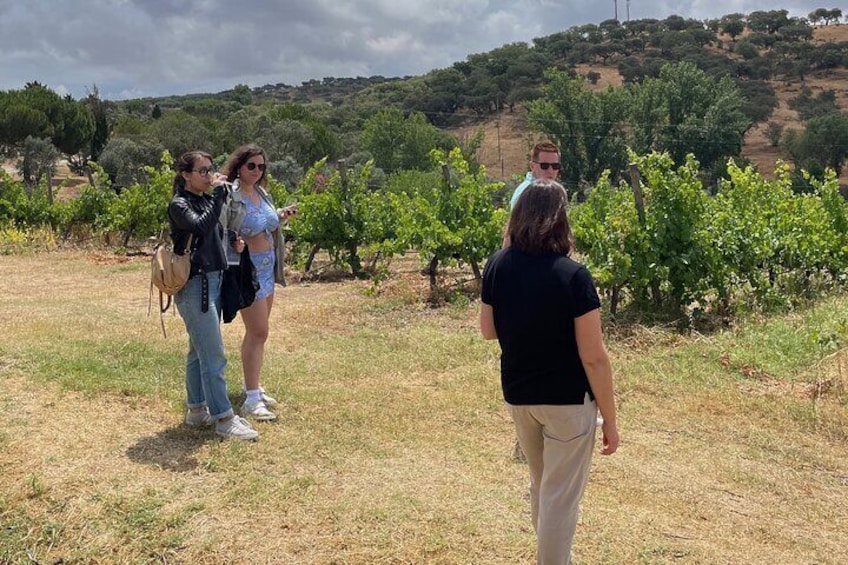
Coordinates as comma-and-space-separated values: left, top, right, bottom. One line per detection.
480, 179, 619, 564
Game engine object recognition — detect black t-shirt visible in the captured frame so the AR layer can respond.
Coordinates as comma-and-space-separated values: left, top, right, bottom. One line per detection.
481, 247, 601, 405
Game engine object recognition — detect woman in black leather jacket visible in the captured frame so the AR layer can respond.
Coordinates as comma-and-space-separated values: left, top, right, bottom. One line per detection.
168, 150, 258, 441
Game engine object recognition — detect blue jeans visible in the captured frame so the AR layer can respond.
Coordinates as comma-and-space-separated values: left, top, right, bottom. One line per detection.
174, 271, 234, 420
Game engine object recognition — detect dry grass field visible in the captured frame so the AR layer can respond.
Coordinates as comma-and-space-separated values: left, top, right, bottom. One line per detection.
1, 249, 847, 564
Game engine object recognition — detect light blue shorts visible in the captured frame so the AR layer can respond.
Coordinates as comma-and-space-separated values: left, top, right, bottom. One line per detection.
251, 249, 276, 300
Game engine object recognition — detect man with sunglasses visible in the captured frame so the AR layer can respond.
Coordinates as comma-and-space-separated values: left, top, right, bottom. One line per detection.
509, 141, 561, 209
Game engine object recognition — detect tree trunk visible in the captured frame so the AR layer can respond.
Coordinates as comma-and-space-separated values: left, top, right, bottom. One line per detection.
304, 243, 320, 273
610, 286, 620, 317
471, 260, 482, 280
347, 243, 363, 277
428, 256, 439, 291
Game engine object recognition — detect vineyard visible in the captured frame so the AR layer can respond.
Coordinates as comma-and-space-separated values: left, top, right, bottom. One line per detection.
2, 145, 847, 322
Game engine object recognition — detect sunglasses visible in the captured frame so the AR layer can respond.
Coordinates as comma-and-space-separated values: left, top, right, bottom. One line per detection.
245, 162, 266, 172
534, 161, 561, 171
192, 167, 215, 176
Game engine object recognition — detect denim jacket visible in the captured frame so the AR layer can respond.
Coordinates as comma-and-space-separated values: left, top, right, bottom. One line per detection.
221, 179, 287, 286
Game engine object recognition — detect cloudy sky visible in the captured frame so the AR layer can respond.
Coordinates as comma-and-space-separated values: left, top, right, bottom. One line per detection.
0, 0, 834, 100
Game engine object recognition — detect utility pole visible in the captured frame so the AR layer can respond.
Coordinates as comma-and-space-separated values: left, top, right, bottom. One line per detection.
496, 92, 504, 179
614, 0, 618, 21
626, 0, 631, 23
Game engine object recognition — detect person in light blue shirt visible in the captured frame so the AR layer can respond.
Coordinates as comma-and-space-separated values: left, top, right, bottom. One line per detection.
509, 140, 562, 208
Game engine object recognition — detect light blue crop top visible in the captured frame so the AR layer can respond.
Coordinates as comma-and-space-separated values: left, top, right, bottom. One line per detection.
237, 196, 279, 246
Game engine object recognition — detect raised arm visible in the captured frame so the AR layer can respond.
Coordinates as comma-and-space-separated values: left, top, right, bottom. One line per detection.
168, 188, 227, 235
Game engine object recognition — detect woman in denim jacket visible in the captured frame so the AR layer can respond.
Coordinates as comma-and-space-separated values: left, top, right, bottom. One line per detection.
220, 144, 297, 422
169, 150, 257, 441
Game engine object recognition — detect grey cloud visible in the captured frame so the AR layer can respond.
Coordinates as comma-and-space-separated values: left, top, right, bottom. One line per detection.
0, 0, 834, 99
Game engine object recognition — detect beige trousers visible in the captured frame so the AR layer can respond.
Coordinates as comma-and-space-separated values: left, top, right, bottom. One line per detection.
508, 395, 597, 565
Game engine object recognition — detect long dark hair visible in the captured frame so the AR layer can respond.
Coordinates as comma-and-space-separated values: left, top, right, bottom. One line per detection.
507, 179, 573, 256
172, 151, 213, 194
221, 143, 268, 187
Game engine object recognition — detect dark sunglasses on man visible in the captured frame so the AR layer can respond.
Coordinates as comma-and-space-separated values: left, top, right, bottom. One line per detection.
534, 161, 561, 171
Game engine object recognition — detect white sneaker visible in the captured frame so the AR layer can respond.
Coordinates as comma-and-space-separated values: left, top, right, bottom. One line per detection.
243, 386, 279, 407
240, 399, 277, 421
260, 388, 279, 407
216, 416, 259, 440
185, 408, 214, 427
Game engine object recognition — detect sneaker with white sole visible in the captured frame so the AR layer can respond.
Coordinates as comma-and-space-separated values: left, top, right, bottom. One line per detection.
240, 399, 277, 421
243, 386, 279, 408
260, 388, 278, 408
185, 408, 214, 427
215, 416, 259, 440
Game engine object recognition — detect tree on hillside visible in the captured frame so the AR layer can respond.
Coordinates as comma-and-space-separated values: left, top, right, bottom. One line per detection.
734, 41, 760, 60
403, 69, 464, 126
747, 10, 791, 34
18, 136, 60, 197
809, 8, 829, 26
782, 111, 848, 178
735, 80, 778, 126
789, 87, 840, 121
360, 108, 455, 174
150, 110, 214, 159
81, 85, 112, 169
721, 18, 745, 41
52, 95, 95, 158
778, 23, 813, 43
630, 62, 749, 177
227, 84, 253, 106
98, 137, 165, 190
528, 70, 630, 195
812, 8, 843, 25
0, 84, 94, 161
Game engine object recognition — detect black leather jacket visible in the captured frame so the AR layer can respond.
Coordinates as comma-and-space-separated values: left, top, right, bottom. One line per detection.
168, 187, 228, 276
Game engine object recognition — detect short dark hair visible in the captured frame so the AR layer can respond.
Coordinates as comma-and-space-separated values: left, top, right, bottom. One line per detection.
530, 141, 560, 162
172, 150, 213, 194
221, 143, 268, 187
507, 179, 573, 256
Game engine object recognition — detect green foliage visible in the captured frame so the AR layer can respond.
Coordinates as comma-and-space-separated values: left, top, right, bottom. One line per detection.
788, 88, 840, 122
747, 10, 791, 34
571, 153, 848, 317
530, 62, 752, 189
101, 152, 174, 246
217, 105, 340, 168
98, 137, 165, 189
149, 110, 214, 158
529, 70, 629, 193
721, 18, 745, 40
395, 148, 506, 288
734, 41, 760, 60
57, 162, 117, 237
18, 136, 60, 190
0, 83, 94, 157
734, 80, 778, 125
782, 111, 848, 177
569, 172, 646, 309
360, 108, 455, 174
765, 122, 784, 147
636, 62, 750, 177
288, 158, 401, 275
